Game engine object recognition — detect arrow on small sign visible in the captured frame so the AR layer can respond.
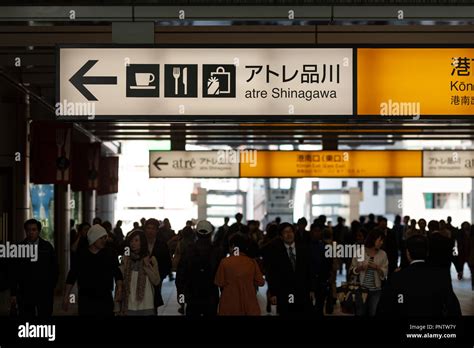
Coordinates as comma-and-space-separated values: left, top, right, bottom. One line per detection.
153, 157, 169, 171
69, 60, 117, 101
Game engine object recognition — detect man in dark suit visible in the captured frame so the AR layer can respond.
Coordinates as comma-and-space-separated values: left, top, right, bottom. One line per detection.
144, 218, 172, 309
427, 220, 455, 275
10, 219, 58, 318
264, 222, 314, 316
376, 235, 461, 317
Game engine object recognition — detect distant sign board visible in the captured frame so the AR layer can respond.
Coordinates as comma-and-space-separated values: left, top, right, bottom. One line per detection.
58, 47, 353, 119
149, 151, 239, 178
423, 151, 474, 177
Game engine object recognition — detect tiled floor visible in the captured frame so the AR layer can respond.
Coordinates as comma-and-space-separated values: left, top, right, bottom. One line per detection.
1, 264, 471, 316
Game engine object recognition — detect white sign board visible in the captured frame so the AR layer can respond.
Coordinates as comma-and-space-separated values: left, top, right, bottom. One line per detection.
58, 47, 353, 118
149, 151, 239, 178
423, 151, 474, 177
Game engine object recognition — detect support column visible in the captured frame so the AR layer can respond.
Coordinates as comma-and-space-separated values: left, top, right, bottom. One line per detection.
322, 134, 338, 150
82, 190, 96, 224
54, 183, 70, 293
171, 124, 186, 151
96, 193, 116, 224
14, 94, 30, 242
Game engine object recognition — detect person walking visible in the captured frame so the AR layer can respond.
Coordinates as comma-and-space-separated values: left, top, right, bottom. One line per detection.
215, 233, 265, 315
351, 229, 388, 316
143, 218, 172, 311
377, 235, 461, 317
264, 222, 314, 316
117, 230, 160, 316
10, 219, 58, 318
173, 225, 195, 314
63, 224, 123, 316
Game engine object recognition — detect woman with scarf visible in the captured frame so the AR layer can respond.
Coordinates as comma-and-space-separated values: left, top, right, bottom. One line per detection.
117, 230, 160, 316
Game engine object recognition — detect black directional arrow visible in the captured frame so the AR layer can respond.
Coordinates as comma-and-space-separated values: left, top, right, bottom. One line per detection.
153, 157, 169, 171
69, 60, 117, 101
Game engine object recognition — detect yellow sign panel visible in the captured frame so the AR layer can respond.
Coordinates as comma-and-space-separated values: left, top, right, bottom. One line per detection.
358, 48, 474, 116
240, 151, 422, 178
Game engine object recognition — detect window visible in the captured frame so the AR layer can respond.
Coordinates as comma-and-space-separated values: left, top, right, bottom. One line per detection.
385, 180, 402, 196
423, 193, 434, 209
424, 192, 470, 209
357, 181, 363, 192
373, 181, 379, 196
341, 180, 347, 188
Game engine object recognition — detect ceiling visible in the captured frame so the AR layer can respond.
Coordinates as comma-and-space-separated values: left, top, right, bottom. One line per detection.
1, 16, 474, 147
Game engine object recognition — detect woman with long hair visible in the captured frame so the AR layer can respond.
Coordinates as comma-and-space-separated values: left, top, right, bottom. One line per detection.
117, 230, 161, 316
351, 229, 388, 316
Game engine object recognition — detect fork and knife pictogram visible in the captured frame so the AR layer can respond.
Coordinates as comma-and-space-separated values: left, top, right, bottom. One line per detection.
172, 67, 188, 96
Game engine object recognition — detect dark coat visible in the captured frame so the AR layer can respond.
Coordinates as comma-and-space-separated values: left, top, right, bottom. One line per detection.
149, 239, 172, 307
381, 228, 399, 272
376, 262, 461, 317
10, 238, 58, 302
263, 238, 313, 315
428, 232, 455, 269
177, 237, 222, 306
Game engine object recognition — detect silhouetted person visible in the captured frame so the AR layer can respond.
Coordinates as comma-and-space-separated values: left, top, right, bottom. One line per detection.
456, 222, 471, 280
213, 217, 230, 248
377, 235, 461, 317
113, 220, 124, 245
229, 213, 248, 235
264, 222, 313, 316
64, 224, 123, 316
144, 218, 172, 310
10, 219, 58, 318
179, 221, 222, 316
427, 220, 455, 277
296, 217, 310, 244
215, 233, 264, 315
378, 217, 398, 276
310, 225, 333, 316
223, 213, 248, 254
364, 213, 377, 232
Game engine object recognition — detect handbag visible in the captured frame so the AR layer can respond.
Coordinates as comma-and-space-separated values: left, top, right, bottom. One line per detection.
336, 281, 369, 315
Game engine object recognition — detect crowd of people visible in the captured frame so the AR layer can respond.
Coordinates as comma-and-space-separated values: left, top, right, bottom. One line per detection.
1, 212, 473, 318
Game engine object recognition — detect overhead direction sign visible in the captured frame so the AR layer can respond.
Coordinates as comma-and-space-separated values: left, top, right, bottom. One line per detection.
149, 150, 474, 178
58, 47, 353, 118
239, 150, 423, 178
149, 151, 239, 178
358, 48, 474, 116
423, 151, 474, 177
